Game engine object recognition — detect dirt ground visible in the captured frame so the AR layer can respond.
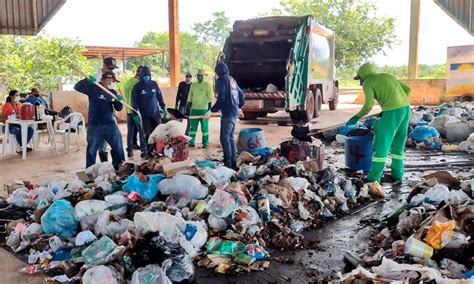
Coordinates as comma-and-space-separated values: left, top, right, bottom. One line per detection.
0, 103, 380, 283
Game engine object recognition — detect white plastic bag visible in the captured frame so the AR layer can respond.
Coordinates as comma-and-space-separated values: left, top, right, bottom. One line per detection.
82, 265, 123, 284
134, 212, 185, 244
158, 175, 208, 199
209, 166, 236, 186
85, 162, 115, 178
424, 184, 450, 204
104, 194, 128, 215
298, 201, 311, 220
208, 214, 227, 231
206, 190, 238, 218
283, 177, 310, 192
75, 200, 110, 218
449, 190, 470, 205
76, 230, 97, 246
409, 194, 425, 206
131, 264, 172, 284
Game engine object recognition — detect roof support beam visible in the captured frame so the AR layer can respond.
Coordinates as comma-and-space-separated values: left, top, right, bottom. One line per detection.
408, 0, 420, 79
168, 0, 180, 87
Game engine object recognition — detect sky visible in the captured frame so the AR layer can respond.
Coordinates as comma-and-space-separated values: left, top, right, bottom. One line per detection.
43, 0, 473, 66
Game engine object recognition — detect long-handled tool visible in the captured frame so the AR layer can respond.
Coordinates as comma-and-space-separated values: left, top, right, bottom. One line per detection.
167, 107, 219, 120
75, 71, 144, 128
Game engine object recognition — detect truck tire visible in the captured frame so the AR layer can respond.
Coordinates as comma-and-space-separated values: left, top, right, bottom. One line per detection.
290, 90, 314, 123
314, 88, 322, 118
242, 112, 258, 120
329, 86, 338, 110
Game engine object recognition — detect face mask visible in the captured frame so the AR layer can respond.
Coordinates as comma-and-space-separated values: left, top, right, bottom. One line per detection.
143, 76, 151, 82
14, 96, 20, 102
359, 79, 364, 86
108, 84, 114, 89
197, 75, 204, 82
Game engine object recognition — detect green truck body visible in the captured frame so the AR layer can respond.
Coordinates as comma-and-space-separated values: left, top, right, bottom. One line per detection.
220, 15, 338, 122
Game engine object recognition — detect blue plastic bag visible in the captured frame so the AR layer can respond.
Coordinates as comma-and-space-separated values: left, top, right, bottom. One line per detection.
41, 200, 78, 238
337, 124, 365, 136
409, 126, 440, 143
257, 147, 274, 158
195, 160, 217, 169
363, 117, 376, 129
123, 174, 165, 200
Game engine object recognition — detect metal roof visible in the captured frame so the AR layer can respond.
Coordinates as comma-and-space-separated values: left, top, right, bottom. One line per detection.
0, 0, 66, 36
434, 0, 474, 36
83, 46, 167, 60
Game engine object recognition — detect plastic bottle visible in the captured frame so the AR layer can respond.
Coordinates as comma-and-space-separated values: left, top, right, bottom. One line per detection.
193, 200, 206, 216
205, 239, 247, 256
19, 264, 49, 274
256, 195, 271, 223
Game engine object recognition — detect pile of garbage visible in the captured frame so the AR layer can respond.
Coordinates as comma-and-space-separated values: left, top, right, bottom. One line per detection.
340, 170, 474, 282
409, 102, 474, 152
0, 121, 390, 282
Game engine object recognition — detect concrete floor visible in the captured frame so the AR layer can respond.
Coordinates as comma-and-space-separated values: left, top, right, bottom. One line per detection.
0, 103, 380, 283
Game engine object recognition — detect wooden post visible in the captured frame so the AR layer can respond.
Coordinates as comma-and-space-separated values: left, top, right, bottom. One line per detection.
408, 0, 420, 79
122, 50, 126, 73
168, 0, 180, 87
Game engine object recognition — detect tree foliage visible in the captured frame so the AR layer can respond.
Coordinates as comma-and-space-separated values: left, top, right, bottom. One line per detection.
128, 32, 220, 77
339, 64, 447, 86
0, 35, 91, 96
192, 11, 232, 47
272, 0, 397, 71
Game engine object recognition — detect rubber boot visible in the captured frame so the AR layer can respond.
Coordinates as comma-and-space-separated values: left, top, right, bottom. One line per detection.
99, 151, 108, 162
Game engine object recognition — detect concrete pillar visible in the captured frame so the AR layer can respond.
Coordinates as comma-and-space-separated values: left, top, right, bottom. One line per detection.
168, 0, 180, 87
408, 0, 420, 79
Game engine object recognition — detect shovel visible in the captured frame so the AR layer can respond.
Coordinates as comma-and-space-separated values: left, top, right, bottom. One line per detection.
167, 107, 219, 120
74, 70, 144, 127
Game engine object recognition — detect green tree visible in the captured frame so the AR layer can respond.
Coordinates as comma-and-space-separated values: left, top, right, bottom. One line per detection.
419, 64, 446, 79
272, 0, 397, 71
128, 32, 219, 77
192, 11, 232, 47
0, 35, 91, 97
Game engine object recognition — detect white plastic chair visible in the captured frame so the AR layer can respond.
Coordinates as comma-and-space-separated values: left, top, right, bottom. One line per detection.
1, 122, 17, 154
54, 112, 86, 152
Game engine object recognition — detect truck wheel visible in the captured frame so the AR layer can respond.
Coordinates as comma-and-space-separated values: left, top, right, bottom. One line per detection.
329, 87, 338, 110
257, 111, 268, 118
242, 112, 258, 120
314, 89, 322, 118
290, 90, 314, 123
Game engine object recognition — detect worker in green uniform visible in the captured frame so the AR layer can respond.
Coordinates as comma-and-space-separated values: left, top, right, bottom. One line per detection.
187, 69, 213, 148
123, 65, 147, 157
347, 63, 411, 183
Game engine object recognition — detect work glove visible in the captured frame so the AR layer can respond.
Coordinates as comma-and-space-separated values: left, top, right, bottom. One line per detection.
87, 75, 96, 84
116, 95, 124, 101
162, 107, 168, 118
133, 114, 140, 125
347, 115, 360, 126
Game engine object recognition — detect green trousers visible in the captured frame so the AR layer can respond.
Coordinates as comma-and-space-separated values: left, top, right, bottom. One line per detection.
189, 109, 209, 146
367, 106, 411, 182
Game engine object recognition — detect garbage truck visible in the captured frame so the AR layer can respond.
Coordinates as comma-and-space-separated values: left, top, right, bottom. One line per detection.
446, 44, 474, 102
218, 15, 338, 122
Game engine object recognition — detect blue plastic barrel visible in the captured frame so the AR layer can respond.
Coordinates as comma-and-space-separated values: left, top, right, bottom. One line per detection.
237, 128, 266, 154
345, 135, 374, 171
